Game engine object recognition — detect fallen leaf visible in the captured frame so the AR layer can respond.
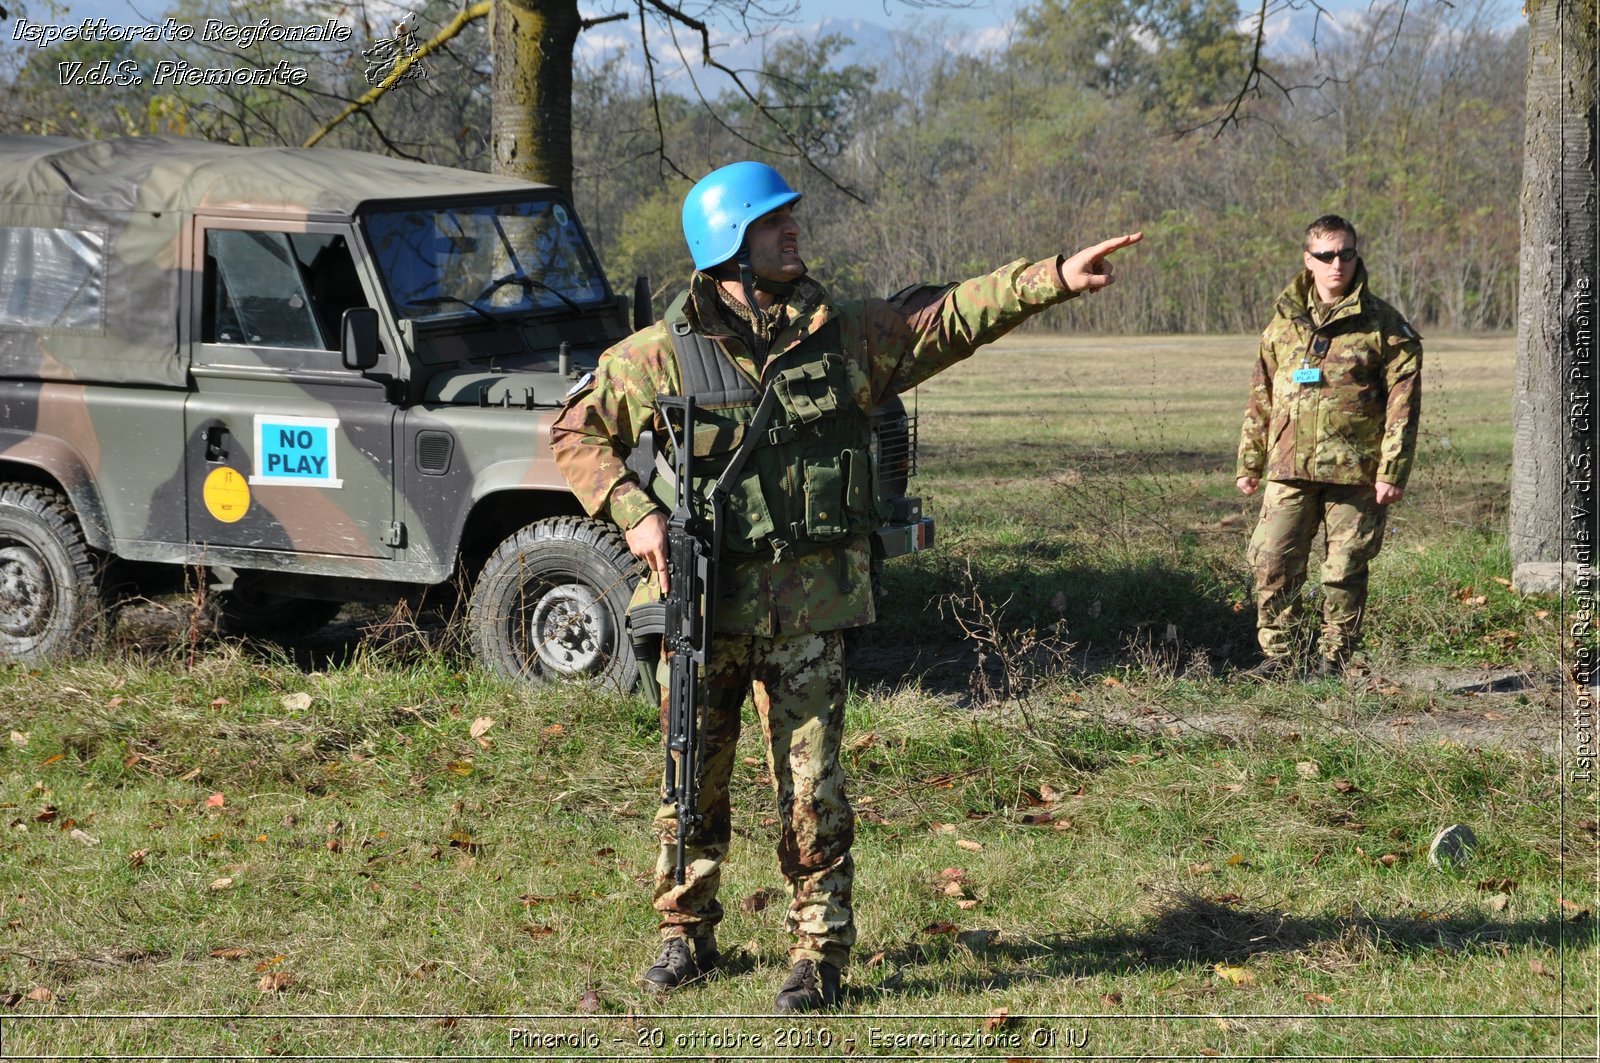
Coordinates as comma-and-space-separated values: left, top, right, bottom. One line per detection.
435, 1016, 458, 1029
447, 830, 481, 854
941, 880, 967, 898
1332, 779, 1359, 794
406, 962, 439, 979
256, 971, 296, 993
205, 793, 226, 809
740, 889, 778, 914
956, 839, 983, 852
939, 867, 966, 880
1378, 853, 1399, 867
446, 761, 474, 776
128, 848, 149, 869
1226, 853, 1246, 866
34, 806, 57, 823
578, 988, 602, 1014
957, 899, 982, 910
325, 839, 341, 853
1099, 991, 1122, 1006
1019, 812, 1054, 826
208, 877, 234, 892
1102, 676, 1122, 687
865, 951, 886, 968
9, 732, 27, 747
1528, 958, 1554, 978
1578, 820, 1598, 834
1559, 897, 1590, 917
1487, 894, 1510, 912
521, 924, 556, 938
1213, 963, 1257, 987
25, 986, 53, 1003
920, 921, 959, 936
1295, 760, 1321, 779
930, 822, 957, 835
280, 692, 312, 712
254, 955, 286, 972
1039, 784, 1060, 803
1213, 893, 1244, 905
210, 697, 229, 707
982, 1007, 1010, 1032
210, 947, 250, 960
1476, 878, 1519, 893
1304, 992, 1334, 1005
1189, 862, 1214, 875
542, 724, 565, 737
0, 991, 20, 1008
470, 717, 495, 739
106, 696, 124, 709
849, 732, 878, 752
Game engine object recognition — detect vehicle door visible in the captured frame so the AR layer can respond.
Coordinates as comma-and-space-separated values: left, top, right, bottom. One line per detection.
183, 219, 398, 560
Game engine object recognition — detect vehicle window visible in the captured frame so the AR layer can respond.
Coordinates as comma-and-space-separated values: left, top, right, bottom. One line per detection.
364, 199, 608, 321
202, 231, 372, 355
0, 226, 105, 331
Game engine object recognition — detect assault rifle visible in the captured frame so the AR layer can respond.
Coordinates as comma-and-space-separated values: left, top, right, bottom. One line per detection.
656, 395, 717, 885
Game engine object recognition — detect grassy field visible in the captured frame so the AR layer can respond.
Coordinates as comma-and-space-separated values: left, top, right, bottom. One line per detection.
1, 332, 1593, 1060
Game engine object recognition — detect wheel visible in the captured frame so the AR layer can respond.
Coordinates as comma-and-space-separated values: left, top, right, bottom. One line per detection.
467, 516, 641, 688
0, 483, 110, 662
207, 584, 342, 640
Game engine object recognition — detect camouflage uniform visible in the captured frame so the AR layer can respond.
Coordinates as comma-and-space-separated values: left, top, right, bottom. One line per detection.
552, 258, 1077, 966
1236, 264, 1422, 660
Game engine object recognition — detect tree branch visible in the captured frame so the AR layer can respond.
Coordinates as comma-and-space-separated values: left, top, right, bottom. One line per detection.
303, 0, 490, 149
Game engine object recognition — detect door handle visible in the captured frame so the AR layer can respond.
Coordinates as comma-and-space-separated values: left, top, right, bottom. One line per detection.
205, 425, 229, 463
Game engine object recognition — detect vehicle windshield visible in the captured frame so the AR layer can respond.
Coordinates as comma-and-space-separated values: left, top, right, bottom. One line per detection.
365, 199, 608, 321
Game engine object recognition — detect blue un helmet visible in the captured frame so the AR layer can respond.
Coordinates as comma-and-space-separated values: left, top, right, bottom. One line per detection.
681, 162, 802, 272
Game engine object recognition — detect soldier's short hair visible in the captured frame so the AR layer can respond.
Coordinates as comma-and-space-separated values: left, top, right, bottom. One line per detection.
1304, 214, 1357, 249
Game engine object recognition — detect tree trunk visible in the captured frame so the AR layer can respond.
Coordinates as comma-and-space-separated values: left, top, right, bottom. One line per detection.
1511, 0, 1597, 585
490, 0, 580, 191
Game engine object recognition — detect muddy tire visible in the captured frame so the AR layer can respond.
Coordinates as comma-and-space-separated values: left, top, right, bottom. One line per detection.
208, 587, 342, 640
0, 483, 110, 662
467, 516, 640, 688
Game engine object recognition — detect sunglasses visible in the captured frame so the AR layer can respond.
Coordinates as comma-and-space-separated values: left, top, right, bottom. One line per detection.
1307, 248, 1358, 264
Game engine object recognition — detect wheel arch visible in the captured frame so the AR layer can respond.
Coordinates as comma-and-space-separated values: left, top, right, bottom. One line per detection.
0, 449, 111, 551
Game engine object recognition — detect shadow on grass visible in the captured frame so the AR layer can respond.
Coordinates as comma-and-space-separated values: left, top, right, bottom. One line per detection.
857, 893, 1590, 1001
856, 552, 1257, 694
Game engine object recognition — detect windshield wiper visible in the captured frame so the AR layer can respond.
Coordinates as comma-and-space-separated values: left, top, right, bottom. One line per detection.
476, 273, 586, 314
407, 295, 502, 326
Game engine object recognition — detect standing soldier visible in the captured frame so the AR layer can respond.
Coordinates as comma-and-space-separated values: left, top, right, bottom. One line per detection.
551, 160, 1141, 1011
1235, 215, 1423, 677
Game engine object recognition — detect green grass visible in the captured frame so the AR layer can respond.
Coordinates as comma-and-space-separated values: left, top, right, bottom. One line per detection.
1, 332, 1594, 1058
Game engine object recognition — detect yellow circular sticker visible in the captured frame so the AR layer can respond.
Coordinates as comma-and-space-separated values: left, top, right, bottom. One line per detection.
203, 467, 251, 524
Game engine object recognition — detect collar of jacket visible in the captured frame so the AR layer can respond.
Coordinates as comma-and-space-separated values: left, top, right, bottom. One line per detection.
680, 270, 828, 340
1275, 261, 1370, 329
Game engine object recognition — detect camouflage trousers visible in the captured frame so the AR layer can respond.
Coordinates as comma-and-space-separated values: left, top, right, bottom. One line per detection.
651, 629, 856, 969
1247, 479, 1389, 660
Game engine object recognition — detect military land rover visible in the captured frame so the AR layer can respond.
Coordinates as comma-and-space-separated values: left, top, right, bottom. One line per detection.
0, 136, 929, 685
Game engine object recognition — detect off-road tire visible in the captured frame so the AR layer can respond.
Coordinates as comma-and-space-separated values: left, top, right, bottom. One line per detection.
207, 587, 342, 641
0, 482, 110, 662
467, 516, 641, 688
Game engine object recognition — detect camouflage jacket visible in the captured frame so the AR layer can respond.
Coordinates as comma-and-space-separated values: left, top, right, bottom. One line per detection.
551, 257, 1075, 636
1236, 265, 1423, 488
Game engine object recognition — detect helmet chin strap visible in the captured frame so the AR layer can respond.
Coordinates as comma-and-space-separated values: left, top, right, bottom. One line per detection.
733, 250, 800, 309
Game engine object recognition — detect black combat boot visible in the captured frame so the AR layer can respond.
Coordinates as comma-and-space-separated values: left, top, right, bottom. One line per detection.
773, 958, 840, 1012
639, 936, 719, 993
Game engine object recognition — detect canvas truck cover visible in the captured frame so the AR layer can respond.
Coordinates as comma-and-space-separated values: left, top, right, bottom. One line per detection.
0, 136, 546, 387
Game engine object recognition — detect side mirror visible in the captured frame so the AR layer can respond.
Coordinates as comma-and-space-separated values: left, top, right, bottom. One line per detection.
341, 307, 380, 371
632, 275, 653, 330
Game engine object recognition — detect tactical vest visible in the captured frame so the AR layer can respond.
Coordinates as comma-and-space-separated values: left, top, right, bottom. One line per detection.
650, 298, 883, 560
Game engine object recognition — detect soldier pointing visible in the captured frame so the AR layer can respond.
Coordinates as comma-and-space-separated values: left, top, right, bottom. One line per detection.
1236, 214, 1422, 678
551, 160, 1140, 1011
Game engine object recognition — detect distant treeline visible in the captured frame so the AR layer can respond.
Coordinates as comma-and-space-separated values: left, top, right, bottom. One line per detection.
3, 0, 1522, 334
576, 0, 1523, 335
